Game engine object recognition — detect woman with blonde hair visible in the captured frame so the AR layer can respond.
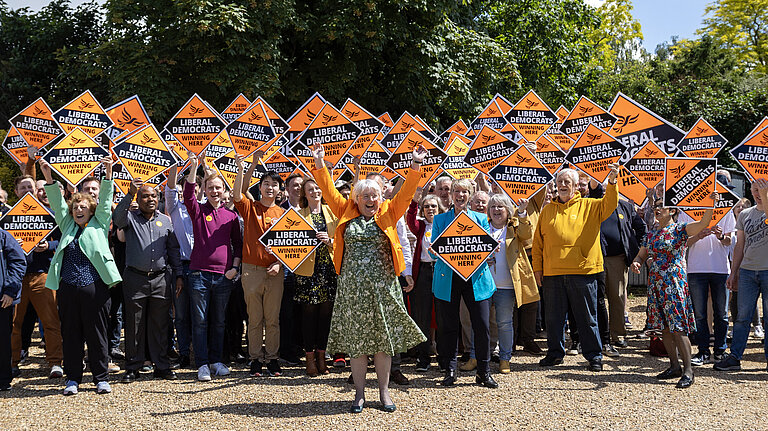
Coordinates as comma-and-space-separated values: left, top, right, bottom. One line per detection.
310, 142, 427, 413
41, 157, 122, 396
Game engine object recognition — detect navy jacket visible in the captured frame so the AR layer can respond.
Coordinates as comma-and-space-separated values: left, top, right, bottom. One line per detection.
0, 229, 27, 305
590, 183, 647, 266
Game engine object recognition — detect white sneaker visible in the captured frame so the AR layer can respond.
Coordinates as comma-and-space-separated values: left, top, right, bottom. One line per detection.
211, 362, 230, 376
49, 365, 63, 379
197, 365, 212, 381
753, 326, 765, 339
96, 381, 111, 394
63, 380, 78, 396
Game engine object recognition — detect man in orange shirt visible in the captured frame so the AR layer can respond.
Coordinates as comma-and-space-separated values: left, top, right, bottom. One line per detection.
233, 153, 286, 377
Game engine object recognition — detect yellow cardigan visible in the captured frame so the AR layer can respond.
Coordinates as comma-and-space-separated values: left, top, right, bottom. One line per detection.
293, 204, 338, 277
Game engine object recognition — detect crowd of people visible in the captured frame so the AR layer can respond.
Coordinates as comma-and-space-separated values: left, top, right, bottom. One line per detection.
0, 141, 766, 412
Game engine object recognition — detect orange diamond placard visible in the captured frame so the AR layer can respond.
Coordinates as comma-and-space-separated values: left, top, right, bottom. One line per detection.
438, 119, 469, 146
489, 145, 554, 205
2, 127, 29, 167
9, 98, 63, 148
464, 125, 517, 175
53, 90, 113, 137
165, 94, 226, 155
664, 157, 717, 209
441, 133, 478, 180
564, 124, 626, 183
623, 140, 669, 189
504, 90, 558, 142
41, 128, 109, 187
221, 93, 251, 123
380, 111, 437, 152
113, 124, 176, 182
296, 102, 361, 167
682, 180, 740, 228
225, 101, 275, 158
535, 134, 566, 174
468, 99, 509, 137
729, 125, 768, 181
0, 193, 56, 255
259, 207, 320, 272
431, 211, 499, 281
678, 117, 728, 159
104, 95, 151, 141
385, 129, 446, 187
609, 92, 685, 163
375, 112, 394, 141
560, 96, 617, 142
617, 165, 648, 206
286, 92, 327, 141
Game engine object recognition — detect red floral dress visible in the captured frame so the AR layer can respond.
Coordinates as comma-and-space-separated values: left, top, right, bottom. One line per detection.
643, 223, 696, 335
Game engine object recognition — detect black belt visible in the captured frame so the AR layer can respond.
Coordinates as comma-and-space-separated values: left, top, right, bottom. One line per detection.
127, 266, 166, 278
421, 261, 435, 267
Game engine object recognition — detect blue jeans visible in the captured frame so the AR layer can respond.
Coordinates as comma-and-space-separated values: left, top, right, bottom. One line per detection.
542, 274, 602, 361
174, 261, 193, 357
188, 269, 233, 366
688, 273, 728, 354
492, 289, 516, 361
730, 268, 768, 360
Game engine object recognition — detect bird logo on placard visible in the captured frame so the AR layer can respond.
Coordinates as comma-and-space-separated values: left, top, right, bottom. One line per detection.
402, 122, 415, 132
488, 108, 497, 116
643, 148, 659, 157
695, 126, 708, 136
578, 106, 594, 116
116, 108, 144, 128
21, 202, 36, 214
78, 99, 95, 110
406, 138, 420, 150
514, 154, 531, 165
344, 109, 359, 119
216, 136, 229, 146
140, 133, 158, 145
69, 137, 86, 147
32, 106, 48, 117
321, 113, 337, 126
760, 133, 768, 146
285, 217, 300, 228
456, 124, 466, 133
480, 133, 493, 145
670, 165, 685, 178
304, 109, 317, 126
585, 132, 602, 145
524, 99, 539, 109
456, 222, 473, 235
188, 105, 205, 117
247, 111, 262, 122
612, 113, 639, 134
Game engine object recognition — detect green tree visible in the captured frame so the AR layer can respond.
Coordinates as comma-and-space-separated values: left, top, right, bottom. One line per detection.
588, 0, 644, 72
700, 0, 768, 72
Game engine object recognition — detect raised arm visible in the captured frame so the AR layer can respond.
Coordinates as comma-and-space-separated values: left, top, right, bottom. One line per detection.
685, 192, 718, 237
386, 145, 426, 220
515, 198, 532, 242
596, 163, 620, 221
233, 154, 246, 203
310, 143, 348, 217
113, 178, 140, 229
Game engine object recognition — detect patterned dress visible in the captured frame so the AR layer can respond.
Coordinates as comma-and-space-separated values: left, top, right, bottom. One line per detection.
643, 222, 696, 334
294, 212, 337, 304
326, 216, 427, 357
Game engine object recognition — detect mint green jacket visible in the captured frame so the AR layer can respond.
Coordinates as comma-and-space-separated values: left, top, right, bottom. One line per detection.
44, 180, 122, 290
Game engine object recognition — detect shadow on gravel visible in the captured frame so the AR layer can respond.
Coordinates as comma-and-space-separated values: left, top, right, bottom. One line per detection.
150, 400, 351, 417
2, 375, 63, 397
546, 372, 659, 390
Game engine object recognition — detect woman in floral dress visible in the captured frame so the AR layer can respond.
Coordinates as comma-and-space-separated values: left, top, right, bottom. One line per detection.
631, 195, 716, 388
310, 142, 427, 413
294, 178, 338, 377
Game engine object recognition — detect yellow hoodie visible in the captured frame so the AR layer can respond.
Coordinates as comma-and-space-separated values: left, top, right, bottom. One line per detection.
531, 183, 618, 276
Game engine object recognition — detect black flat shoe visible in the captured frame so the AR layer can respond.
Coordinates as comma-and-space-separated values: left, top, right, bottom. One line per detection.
676, 374, 694, 389
350, 401, 364, 414
121, 371, 138, 384
588, 358, 603, 372
154, 369, 177, 380
382, 403, 396, 412
441, 370, 456, 387
476, 373, 499, 389
539, 355, 563, 367
656, 368, 683, 380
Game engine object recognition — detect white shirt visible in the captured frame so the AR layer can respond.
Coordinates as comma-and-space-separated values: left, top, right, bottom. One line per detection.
396, 217, 413, 277
420, 220, 435, 262
679, 211, 736, 274
489, 224, 514, 289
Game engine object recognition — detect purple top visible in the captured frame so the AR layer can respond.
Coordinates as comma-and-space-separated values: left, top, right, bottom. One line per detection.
183, 181, 243, 274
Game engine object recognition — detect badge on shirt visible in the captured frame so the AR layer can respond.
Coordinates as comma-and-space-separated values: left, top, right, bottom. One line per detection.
206, 215, 213, 222
618, 214, 624, 219
265, 217, 272, 225
570, 214, 577, 219
156, 221, 163, 227
425, 231, 432, 238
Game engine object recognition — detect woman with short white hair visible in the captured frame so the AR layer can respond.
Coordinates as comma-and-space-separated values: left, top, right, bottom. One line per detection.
310, 142, 427, 414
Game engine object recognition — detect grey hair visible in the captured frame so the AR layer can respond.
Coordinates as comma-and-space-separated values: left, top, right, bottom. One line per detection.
351, 179, 382, 202
486, 193, 516, 224
556, 168, 579, 184
435, 176, 453, 187
470, 190, 490, 204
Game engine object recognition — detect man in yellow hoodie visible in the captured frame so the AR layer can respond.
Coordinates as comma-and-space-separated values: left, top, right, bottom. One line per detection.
532, 164, 619, 371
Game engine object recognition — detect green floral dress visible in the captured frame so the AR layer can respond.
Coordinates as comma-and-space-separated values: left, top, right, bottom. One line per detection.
327, 216, 427, 357
294, 212, 337, 304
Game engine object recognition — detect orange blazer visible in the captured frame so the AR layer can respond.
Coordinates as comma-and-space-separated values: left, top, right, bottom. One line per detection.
312, 165, 421, 276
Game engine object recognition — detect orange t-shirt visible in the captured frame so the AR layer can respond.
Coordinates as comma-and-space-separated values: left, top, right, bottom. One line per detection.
234, 196, 285, 267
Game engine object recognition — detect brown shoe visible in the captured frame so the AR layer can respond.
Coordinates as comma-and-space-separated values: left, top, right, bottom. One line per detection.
390, 369, 410, 385
305, 351, 318, 377
315, 350, 330, 375
523, 341, 545, 356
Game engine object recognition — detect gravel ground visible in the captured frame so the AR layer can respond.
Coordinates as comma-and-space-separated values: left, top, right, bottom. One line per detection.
1, 295, 766, 430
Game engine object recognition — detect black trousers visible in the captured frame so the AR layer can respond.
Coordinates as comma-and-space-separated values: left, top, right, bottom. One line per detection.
123, 270, 172, 372
279, 271, 302, 357
436, 273, 491, 374
301, 301, 333, 352
58, 280, 111, 384
409, 262, 434, 363
0, 305, 14, 386
569, 271, 609, 345
223, 279, 248, 362
514, 301, 539, 345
